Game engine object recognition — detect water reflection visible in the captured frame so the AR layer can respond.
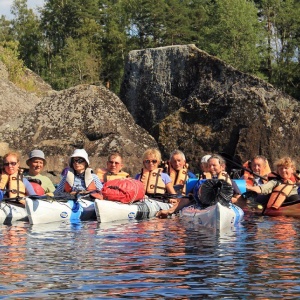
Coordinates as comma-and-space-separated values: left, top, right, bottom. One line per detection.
0, 215, 300, 298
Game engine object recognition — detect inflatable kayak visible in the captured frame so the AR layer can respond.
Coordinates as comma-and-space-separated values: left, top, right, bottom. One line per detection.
95, 197, 172, 223
181, 202, 244, 230
25, 196, 96, 225
0, 199, 28, 224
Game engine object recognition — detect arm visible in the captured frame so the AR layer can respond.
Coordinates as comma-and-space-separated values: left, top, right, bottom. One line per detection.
23, 178, 36, 196
92, 174, 103, 190
54, 175, 67, 195
157, 197, 192, 218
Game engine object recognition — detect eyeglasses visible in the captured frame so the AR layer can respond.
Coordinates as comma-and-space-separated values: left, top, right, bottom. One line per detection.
72, 158, 85, 164
3, 162, 18, 167
108, 161, 120, 165
144, 159, 158, 164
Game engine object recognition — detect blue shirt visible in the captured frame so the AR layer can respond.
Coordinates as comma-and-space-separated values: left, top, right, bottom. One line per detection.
55, 171, 103, 194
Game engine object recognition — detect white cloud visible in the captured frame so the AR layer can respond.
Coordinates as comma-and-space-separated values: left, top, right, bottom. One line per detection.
0, 0, 45, 20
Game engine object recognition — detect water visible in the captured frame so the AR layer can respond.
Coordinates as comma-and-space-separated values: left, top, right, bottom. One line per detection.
1, 213, 300, 299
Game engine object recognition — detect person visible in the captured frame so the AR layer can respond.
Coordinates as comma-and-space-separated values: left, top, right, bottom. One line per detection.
96, 152, 130, 183
135, 148, 176, 198
198, 154, 212, 179
0, 151, 36, 204
157, 154, 233, 217
23, 149, 56, 196
242, 155, 271, 186
54, 149, 103, 199
246, 157, 300, 209
165, 149, 197, 195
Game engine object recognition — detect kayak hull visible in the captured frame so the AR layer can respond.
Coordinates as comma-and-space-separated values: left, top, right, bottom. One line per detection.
181, 202, 244, 230
25, 197, 96, 225
0, 200, 28, 224
95, 198, 172, 223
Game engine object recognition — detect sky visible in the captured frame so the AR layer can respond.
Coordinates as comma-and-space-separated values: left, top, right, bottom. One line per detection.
0, 0, 45, 20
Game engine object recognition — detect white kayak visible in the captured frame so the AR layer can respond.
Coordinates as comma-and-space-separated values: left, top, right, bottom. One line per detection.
0, 199, 28, 224
25, 197, 96, 225
181, 202, 244, 230
95, 198, 172, 223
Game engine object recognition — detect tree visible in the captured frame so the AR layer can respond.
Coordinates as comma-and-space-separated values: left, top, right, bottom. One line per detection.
11, 0, 43, 72
202, 0, 264, 74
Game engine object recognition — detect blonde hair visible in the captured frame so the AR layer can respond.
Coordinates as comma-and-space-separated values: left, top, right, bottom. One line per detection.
142, 148, 162, 163
3, 152, 20, 163
274, 157, 296, 171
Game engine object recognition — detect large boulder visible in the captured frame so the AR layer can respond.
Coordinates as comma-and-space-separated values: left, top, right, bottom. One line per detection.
120, 44, 300, 171
0, 84, 157, 182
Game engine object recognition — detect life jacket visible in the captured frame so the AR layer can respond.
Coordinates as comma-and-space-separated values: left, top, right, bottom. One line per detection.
139, 168, 166, 196
266, 172, 297, 209
168, 163, 189, 195
26, 178, 45, 196
96, 168, 129, 183
243, 160, 271, 186
204, 172, 232, 184
0, 172, 26, 198
64, 168, 102, 199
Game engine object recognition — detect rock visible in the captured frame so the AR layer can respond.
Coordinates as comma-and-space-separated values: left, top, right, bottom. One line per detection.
120, 44, 300, 171
0, 84, 157, 182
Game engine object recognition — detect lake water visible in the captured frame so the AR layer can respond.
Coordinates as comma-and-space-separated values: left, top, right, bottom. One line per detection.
1, 212, 300, 299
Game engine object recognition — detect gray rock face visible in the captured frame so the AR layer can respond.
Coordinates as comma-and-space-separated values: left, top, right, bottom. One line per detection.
120, 44, 300, 171
0, 84, 157, 181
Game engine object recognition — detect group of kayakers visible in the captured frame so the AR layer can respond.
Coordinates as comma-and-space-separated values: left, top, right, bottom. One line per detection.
1, 147, 299, 213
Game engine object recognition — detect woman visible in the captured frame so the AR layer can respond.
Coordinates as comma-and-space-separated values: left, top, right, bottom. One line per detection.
54, 149, 103, 199
23, 149, 56, 196
246, 157, 299, 209
0, 152, 36, 204
135, 148, 176, 197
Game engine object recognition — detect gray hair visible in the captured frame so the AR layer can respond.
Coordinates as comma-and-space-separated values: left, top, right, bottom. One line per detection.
169, 149, 186, 161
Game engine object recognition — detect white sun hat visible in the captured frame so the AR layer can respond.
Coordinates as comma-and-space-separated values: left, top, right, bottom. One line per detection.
69, 149, 90, 166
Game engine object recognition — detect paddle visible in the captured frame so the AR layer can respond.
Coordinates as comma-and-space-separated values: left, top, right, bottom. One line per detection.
219, 152, 268, 181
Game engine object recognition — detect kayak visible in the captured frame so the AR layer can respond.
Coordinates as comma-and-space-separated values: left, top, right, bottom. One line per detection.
180, 202, 244, 230
0, 199, 28, 224
25, 197, 96, 225
94, 198, 172, 223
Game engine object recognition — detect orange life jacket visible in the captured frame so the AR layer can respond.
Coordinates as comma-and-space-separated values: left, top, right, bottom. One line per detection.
243, 160, 271, 186
266, 173, 296, 209
64, 168, 102, 199
96, 168, 129, 183
0, 172, 26, 198
168, 163, 189, 195
139, 168, 166, 196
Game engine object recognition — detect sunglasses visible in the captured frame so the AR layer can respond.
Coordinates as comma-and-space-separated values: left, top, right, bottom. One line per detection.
3, 162, 18, 167
144, 159, 158, 164
72, 158, 86, 164
108, 161, 120, 165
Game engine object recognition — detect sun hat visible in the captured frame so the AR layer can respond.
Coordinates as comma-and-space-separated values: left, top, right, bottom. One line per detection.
69, 149, 90, 166
26, 149, 47, 166
201, 154, 211, 163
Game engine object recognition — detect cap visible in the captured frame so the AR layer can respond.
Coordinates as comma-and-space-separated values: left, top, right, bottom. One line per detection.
26, 149, 47, 166
69, 149, 89, 166
201, 154, 211, 163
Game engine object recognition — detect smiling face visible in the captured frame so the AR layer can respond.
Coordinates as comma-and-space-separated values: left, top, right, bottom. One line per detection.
251, 158, 266, 175
208, 158, 225, 176
28, 158, 44, 176
3, 154, 20, 175
277, 165, 294, 180
143, 155, 159, 172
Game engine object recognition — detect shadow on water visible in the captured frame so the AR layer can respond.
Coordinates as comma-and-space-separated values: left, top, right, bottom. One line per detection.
0, 214, 300, 298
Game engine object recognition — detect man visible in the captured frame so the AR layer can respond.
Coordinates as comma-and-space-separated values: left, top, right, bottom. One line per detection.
165, 149, 196, 196
96, 152, 130, 183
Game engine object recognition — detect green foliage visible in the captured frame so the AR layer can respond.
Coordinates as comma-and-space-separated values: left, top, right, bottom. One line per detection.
0, 0, 298, 100
0, 43, 36, 92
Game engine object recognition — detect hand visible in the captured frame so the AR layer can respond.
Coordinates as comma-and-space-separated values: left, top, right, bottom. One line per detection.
169, 198, 179, 205
156, 209, 171, 219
